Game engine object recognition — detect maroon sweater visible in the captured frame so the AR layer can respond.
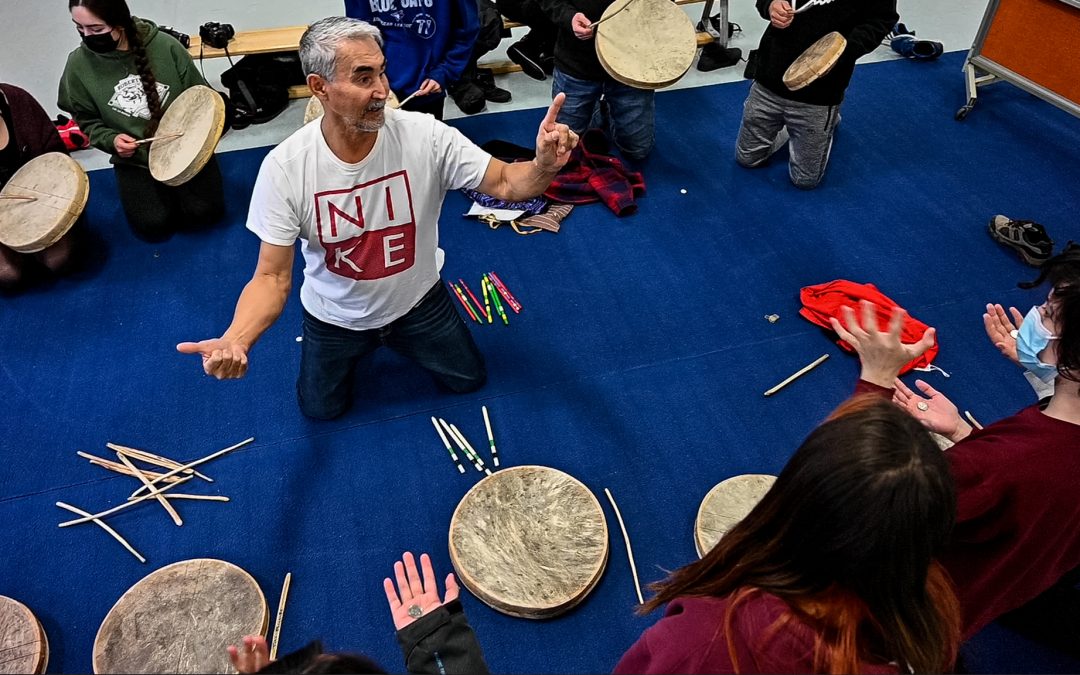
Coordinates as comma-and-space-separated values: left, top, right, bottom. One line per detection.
614, 592, 898, 674
855, 380, 1080, 637
0, 83, 66, 176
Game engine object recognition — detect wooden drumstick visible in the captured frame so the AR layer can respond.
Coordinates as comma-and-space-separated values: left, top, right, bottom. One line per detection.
78, 451, 181, 483
134, 132, 183, 146
396, 90, 421, 108
154, 494, 229, 502
587, 0, 636, 28
107, 442, 213, 482
482, 405, 500, 467
55, 502, 146, 563
58, 475, 191, 527
449, 423, 492, 476
115, 452, 184, 527
439, 418, 483, 473
129, 437, 254, 498
964, 410, 984, 430
269, 572, 292, 660
763, 354, 830, 397
604, 488, 644, 605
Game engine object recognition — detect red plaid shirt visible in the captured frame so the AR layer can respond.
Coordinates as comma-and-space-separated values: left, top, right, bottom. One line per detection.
544, 129, 645, 217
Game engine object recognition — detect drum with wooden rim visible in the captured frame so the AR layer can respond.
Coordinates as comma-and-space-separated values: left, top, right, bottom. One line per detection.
449, 465, 609, 619
148, 85, 225, 186
93, 559, 268, 673
595, 0, 698, 89
0, 596, 48, 674
0, 152, 87, 253
783, 31, 848, 91
694, 474, 777, 557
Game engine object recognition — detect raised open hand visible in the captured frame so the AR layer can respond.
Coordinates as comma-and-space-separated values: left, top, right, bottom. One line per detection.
829, 300, 936, 388
383, 552, 460, 631
983, 303, 1024, 365
226, 635, 271, 674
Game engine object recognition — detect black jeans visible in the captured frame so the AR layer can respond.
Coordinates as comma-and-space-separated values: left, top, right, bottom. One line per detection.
296, 281, 487, 420
400, 96, 445, 121
113, 156, 226, 240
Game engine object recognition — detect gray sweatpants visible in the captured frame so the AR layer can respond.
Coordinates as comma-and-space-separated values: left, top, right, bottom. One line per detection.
735, 82, 841, 190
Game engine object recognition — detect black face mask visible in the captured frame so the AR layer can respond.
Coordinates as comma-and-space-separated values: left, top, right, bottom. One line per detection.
81, 30, 119, 53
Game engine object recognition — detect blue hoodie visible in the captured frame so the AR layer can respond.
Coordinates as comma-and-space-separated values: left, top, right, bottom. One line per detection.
344, 0, 480, 98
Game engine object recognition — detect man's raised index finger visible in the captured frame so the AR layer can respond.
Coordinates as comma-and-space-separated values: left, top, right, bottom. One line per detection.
542, 93, 566, 128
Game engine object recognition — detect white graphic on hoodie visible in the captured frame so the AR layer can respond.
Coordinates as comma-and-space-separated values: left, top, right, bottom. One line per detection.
107, 74, 171, 119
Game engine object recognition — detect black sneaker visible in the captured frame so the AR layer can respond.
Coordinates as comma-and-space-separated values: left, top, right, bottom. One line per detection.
988, 215, 1054, 266
474, 69, 511, 103
697, 43, 743, 72
507, 38, 548, 81
448, 80, 486, 115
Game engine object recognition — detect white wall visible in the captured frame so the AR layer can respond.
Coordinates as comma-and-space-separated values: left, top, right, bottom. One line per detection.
2, 0, 345, 118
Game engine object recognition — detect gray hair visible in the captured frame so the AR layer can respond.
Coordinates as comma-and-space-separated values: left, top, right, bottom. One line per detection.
300, 17, 383, 81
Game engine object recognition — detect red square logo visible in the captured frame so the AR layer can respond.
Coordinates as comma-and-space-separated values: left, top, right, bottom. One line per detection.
313, 171, 416, 281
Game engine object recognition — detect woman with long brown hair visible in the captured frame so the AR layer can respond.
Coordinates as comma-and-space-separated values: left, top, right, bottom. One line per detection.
58, 0, 225, 241
615, 397, 961, 674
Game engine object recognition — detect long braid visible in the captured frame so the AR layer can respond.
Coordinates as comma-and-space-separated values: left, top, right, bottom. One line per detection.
124, 16, 163, 135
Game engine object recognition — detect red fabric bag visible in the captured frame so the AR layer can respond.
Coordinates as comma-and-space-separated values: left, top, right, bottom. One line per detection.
799, 280, 939, 374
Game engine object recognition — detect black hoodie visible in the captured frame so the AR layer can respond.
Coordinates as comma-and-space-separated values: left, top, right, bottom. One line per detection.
753, 0, 897, 106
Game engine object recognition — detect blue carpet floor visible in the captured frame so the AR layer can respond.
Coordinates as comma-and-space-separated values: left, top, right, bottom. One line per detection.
3, 51, 1080, 673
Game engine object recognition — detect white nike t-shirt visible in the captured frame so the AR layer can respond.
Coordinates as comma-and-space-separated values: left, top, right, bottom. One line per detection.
246, 107, 492, 330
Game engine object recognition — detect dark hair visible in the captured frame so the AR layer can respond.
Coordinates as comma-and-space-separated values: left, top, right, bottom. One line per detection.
642, 396, 960, 673
256, 641, 386, 674
1020, 243, 1080, 384
69, 0, 163, 134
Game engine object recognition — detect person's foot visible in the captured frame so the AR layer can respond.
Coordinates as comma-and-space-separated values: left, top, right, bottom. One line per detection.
448, 79, 486, 115
989, 215, 1054, 266
507, 36, 548, 81
697, 43, 742, 72
474, 69, 511, 103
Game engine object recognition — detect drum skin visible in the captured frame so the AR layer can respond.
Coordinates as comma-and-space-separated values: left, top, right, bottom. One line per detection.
695, 474, 777, 558
783, 31, 848, 91
595, 0, 698, 89
449, 465, 609, 619
0, 152, 88, 253
148, 85, 225, 186
0, 596, 48, 674
93, 559, 268, 674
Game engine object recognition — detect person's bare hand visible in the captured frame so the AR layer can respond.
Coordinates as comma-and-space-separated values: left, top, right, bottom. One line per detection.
416, 78, 442, 96
829, 300, 936, 389
893, 378, 971, 441
534, 93, 578, 173
983, 303, 1024, 365
176, 337, 249, 380
769, 0, 794, 28
227, 635, 270, 674
571, 12, 594, 39
114, 133, 138, 158
383, 552, 460, 631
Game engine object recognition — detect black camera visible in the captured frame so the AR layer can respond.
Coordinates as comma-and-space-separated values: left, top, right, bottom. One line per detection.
160, 25, 190, 48
199, 22, 235, 49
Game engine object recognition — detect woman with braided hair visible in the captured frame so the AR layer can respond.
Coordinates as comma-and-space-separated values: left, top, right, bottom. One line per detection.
59, 0, 225, 240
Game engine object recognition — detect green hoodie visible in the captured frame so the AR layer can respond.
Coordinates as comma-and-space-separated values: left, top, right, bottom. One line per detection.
58, 18, 208, 167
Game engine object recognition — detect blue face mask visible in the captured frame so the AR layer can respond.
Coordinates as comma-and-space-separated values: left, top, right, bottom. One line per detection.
1016, 305, 1059, 383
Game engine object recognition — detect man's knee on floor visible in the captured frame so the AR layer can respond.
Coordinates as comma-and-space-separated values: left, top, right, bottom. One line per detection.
442, 365, 487, 394
298, 395, 350, 421
735, 149, 768, 168
790, 172, 824, 190
127, 211, 175, 242
183, 200, 226, 227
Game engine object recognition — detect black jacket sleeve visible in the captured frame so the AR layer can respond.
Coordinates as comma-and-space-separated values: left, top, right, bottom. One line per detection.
397, 600, 490, 675
756, 0, 773, 21
843, 0, 898, 58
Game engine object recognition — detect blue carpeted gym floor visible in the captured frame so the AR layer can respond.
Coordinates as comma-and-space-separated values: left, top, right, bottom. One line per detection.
2, 51, 1079, 673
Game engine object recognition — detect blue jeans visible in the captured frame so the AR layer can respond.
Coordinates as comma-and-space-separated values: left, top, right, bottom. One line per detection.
552, 68, 655, 160
296, 281, 486, 420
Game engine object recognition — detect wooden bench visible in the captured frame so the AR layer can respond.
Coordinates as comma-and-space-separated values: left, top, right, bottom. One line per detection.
187, 0, 729, 99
